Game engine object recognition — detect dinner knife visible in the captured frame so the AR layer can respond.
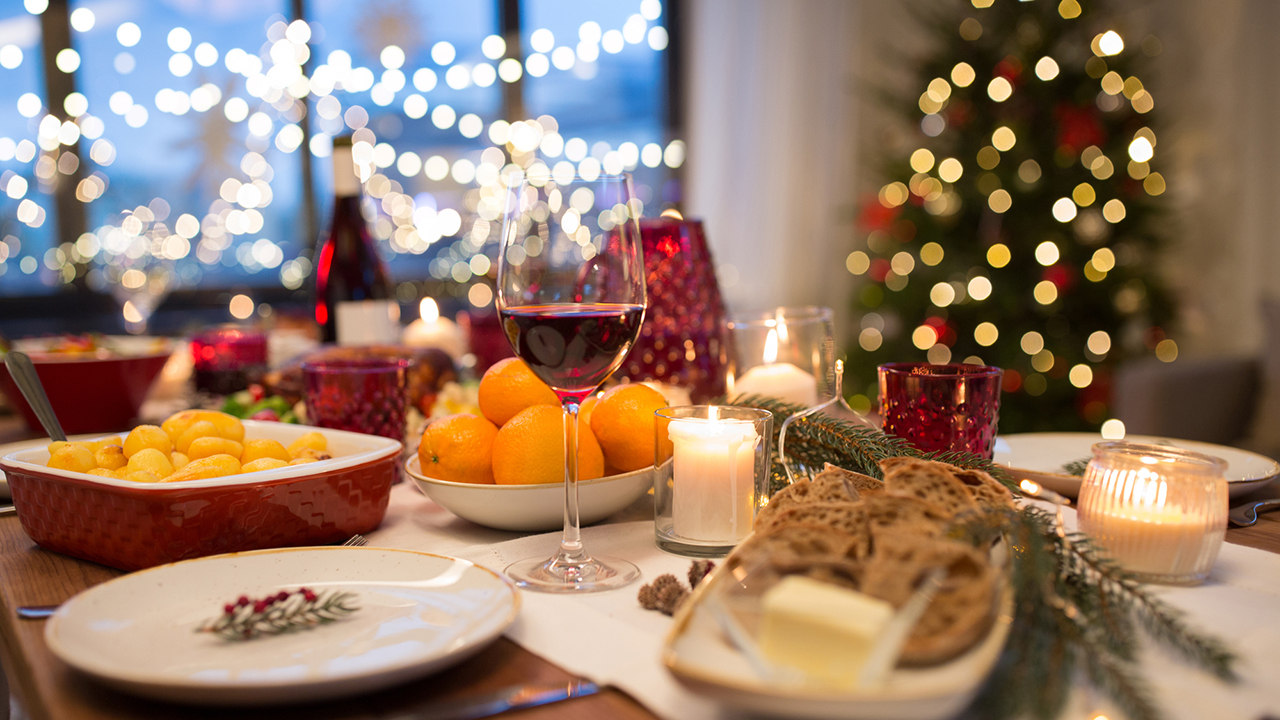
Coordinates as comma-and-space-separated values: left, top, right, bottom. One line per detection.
383, 680, 600, 720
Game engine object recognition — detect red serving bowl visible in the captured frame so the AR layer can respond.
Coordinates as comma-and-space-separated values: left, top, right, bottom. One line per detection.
0, 421, 401, 571
0, 336, 173, 435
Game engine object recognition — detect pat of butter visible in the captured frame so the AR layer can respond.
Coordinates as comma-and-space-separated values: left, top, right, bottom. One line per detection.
758, 575, 895, 687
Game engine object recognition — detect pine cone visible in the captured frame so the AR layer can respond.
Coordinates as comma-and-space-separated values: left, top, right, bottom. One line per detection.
655, 582, 690, 616
637, 582, 661, 611
688, 560, 716, 588
652, 574, 680, 593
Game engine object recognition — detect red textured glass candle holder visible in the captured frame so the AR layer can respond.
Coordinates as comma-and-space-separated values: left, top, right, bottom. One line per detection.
878, 363, 1003, 459
191, 326, 268, 395
618, 217, 730, 402
303, 358, 409, 442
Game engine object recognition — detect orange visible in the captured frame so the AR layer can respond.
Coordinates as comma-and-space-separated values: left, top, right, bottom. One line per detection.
477, 357, 560, 427
579, 394, 601, 425
590, 383, 668, 473
418, 414, 499, 484
492, 405, 604, 485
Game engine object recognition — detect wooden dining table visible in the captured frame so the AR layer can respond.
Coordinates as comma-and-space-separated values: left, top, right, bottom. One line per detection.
1, 415, 1278, 720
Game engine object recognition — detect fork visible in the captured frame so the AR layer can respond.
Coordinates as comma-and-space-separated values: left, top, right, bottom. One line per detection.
17, 534, 373, 619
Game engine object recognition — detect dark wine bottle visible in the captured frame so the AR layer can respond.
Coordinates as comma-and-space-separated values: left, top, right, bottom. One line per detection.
313, 136, 398, 345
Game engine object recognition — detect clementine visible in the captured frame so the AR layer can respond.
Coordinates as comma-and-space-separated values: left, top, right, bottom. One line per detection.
418, 413, 499, 484
492, 405, 604, 485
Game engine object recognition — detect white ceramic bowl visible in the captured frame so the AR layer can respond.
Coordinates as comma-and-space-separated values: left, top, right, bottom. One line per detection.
405, 455, 652, 532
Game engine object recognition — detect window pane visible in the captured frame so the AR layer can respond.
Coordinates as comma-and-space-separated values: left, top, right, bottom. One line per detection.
521, 0, 676, 210
0, 4, 58, 296
307, 1, 500, 300
72, 0, 299, 298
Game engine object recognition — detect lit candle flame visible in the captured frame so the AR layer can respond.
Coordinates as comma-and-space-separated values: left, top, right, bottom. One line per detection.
420, 297, 439, 323
763, 328, 778, 365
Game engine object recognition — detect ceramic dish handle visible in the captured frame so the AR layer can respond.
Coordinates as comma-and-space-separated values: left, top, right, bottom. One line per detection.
4, 352, 66, 442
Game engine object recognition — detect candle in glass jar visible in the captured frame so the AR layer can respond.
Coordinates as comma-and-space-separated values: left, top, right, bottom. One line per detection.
732, 328, 818, 406
668, 407, 758, 543
1078, 443, 1228, 584
402, 298, 467, 359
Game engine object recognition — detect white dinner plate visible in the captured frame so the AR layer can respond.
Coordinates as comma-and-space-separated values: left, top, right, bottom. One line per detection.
0, 434, 105, 501
46, 547, 519, 705
993, 433, 1280, 500
405, 455, 653, 532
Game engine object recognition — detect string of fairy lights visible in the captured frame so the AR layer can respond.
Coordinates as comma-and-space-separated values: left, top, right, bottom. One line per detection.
843, 0, 1174, 424
0, 0, 683, 324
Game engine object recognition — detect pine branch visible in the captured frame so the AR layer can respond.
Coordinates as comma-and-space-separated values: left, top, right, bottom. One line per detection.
1065, 532, 1238, 680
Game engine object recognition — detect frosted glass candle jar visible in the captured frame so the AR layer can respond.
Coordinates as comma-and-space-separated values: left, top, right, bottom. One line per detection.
1078, 442, 1228, 584
654, 406, 773, 557
726, 307, 835, 407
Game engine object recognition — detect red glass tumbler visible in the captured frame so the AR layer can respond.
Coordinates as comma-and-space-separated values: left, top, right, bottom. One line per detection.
878, 363, 1003, 459
302, 358, 409, 442
618, 217, 730, 402
191, 326, 267, 395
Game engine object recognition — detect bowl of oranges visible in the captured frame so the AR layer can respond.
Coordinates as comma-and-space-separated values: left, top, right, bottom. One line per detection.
405, 358, 666, 532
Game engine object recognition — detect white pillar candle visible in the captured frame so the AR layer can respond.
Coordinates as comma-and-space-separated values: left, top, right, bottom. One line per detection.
402, 298, 467, 359
668, 407, 759, 543
732, 328, 819, 406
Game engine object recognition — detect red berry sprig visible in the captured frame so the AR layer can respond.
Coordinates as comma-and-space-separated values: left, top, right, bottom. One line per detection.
197, 588, 359, 641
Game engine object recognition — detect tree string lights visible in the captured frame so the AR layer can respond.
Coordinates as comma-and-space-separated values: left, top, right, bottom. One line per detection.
845, 0, 1175, 432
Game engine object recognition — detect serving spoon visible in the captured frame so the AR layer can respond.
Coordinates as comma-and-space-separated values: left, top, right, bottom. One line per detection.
3, 351, 66, 442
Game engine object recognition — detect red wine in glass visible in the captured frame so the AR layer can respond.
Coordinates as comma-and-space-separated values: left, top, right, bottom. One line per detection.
501, 303, 644, 403
498, 173, 646, 593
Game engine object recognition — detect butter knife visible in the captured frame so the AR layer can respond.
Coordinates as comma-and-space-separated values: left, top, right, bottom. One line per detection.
384, 680, 600, 720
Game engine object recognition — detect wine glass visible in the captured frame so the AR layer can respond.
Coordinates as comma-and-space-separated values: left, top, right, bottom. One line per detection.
497, 170, 646, 593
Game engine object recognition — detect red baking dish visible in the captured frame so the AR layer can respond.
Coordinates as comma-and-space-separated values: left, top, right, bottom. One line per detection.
0, 421, 401, 571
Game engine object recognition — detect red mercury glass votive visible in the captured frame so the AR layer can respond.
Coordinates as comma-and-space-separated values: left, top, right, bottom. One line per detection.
617, 217, 730, 403
190, 326, 268, 395
878, 363, 1003, 459
302, 358, 409, 442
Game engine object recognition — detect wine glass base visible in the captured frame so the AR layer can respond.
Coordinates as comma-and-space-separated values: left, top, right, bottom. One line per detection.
505, 554, 641, 594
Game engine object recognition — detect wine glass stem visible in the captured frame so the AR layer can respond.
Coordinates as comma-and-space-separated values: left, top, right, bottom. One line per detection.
559, 400, 586, 564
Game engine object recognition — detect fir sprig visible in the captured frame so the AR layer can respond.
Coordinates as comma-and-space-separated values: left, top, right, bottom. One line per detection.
1062, 458, 1090, 477
727, 396, 1238, 720
197, 588, 360, 641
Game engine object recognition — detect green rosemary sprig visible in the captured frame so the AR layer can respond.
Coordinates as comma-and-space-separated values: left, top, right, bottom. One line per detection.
726, 396, 1238, 720
197, 588, 360, 641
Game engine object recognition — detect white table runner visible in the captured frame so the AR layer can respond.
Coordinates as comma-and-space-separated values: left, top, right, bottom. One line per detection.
368, 484, 1280, 720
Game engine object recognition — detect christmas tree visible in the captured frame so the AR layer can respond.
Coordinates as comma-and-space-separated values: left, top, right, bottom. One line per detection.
845, 0, 1174, 432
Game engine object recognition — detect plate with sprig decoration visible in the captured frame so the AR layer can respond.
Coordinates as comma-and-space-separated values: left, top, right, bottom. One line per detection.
44, 546, 519, 705
992, 432, 1279, 500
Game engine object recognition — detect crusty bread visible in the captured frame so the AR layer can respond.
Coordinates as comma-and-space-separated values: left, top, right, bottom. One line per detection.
860, 528, 997, 665
753, 470, 863, 529
860, 493, 951, 535
732, 457, 1003, 668
730, 523, 860, 571
759, 502, 872, 558
880, 458, 978, 516
950, 467, 1016, 512
820, 463, 885, 493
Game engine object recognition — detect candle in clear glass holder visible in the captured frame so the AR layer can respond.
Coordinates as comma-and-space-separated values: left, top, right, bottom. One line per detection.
653, 406, 773, 557
1077, 442, 1228, 584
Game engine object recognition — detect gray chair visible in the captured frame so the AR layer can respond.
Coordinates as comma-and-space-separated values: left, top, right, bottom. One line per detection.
1113, 356, 1260, 447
